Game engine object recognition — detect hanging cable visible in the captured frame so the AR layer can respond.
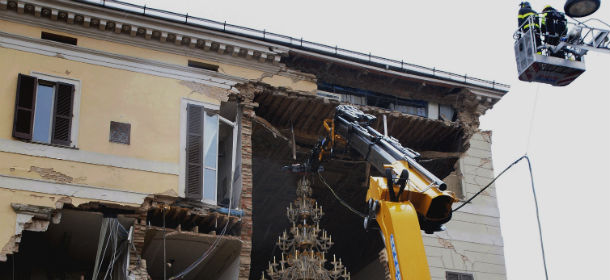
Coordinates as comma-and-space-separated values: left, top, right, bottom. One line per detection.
525, 156, 549, 280
452, 155, 527, 212
452, 155, 548, 280
168, 159, 235, 280
525, 84, 540, 153
168, 221, 229, 280
317, 172, 366, 218
163, 207, 167, 280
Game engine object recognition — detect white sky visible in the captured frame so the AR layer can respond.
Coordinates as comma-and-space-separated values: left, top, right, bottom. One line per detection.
125, 0, 610, 278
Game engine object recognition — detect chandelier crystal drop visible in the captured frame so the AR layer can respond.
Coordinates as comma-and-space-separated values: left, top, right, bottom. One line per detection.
261, 176, 350, 280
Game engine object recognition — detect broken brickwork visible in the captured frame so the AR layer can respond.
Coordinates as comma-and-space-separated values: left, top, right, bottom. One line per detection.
235, 86, 257, 280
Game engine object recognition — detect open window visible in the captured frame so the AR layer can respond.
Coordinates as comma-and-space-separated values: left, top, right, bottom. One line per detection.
12, 73, 78, 147
182, 100, 241, 208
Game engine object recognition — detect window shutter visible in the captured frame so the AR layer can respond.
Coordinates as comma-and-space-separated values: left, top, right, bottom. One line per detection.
51, 82, 74, 146
186, 104, 203, 200
13, 74, 37, 140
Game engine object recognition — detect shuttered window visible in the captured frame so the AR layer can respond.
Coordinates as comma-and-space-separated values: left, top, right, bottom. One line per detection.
13, 74, 37, 140
183, 100, 239, 206
446, 271, 474, 280
186, 104, 204, 200
13, 74, 75, 146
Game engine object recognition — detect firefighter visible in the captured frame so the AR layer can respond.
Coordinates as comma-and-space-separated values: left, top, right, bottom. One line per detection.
541, 5, 568, 58
518, 2, 542, 53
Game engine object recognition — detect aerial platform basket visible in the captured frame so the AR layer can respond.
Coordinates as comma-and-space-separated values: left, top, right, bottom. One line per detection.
514, 28, 586, 87
514, 14, 610, 87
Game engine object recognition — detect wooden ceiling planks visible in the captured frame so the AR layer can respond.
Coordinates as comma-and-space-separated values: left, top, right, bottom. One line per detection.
253, 90, 466, 153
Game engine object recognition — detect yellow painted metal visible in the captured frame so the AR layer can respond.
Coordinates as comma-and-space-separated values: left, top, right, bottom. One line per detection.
366, 160, 456, 280
376, 199, 430, 280
369, 161, 455, 223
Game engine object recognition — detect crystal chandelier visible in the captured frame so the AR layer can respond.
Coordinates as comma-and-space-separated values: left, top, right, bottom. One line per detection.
261, 176, 350, 280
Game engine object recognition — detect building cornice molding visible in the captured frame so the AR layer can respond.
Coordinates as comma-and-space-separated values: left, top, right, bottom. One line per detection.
0, 0, 286, 69
0, 0, 504, 103
0, 30, 247, 89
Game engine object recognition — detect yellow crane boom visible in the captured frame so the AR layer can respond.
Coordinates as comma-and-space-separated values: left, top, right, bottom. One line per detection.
312, 105, 456, 280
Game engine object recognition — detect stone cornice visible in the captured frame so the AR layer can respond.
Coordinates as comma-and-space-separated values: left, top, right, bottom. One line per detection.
0, 30, 247, 89
0, 0, 287, 70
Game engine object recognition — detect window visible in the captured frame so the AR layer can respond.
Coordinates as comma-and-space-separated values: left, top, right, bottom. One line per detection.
182, 100, 240, 206
13, 74, 77, 147
317, 82, 427, 117
187, 60, 219, 72
41, 32, 77, 45
446, 271, 474, 280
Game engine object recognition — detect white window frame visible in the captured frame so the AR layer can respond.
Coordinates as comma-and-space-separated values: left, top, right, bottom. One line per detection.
218, 114, 239, 210
179, 98, 220, 204
30, 71, 81, 148
202, 112, 219, 204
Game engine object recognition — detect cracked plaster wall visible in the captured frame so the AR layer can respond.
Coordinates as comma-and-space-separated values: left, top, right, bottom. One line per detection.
0, 188, 139, 261
0, 151, 178, 194
423, 131, 506, 280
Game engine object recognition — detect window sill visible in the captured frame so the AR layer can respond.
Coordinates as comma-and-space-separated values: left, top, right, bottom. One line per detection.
15, 138, 79, 150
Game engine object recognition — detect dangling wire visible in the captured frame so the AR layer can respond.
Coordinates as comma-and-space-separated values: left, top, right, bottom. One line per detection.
163, 207, 167, 280
317, 171, 366, 218
452, 155, 549, 280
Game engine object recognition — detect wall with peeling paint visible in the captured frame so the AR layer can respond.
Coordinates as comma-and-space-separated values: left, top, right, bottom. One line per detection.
0, 152, 177, 194
0, 19, 235, 260
0, 188, 138, 261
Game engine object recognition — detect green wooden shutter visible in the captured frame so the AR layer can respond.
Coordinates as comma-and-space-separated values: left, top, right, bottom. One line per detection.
51, 82, 74, 146
13, 74, 38, 140
186, 104, 203, 200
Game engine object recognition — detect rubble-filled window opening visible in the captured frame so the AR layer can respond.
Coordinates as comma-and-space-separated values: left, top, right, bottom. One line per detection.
12, 73, 78, 147
182, 100, 241, 208
317, 82, 428, 117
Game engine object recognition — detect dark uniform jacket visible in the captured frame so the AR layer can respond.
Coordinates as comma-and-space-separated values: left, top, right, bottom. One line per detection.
541, 7, 567, 45
518, 5, 540, 31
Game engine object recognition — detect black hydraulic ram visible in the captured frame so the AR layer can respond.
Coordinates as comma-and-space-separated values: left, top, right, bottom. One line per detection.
333, 105, 447, 191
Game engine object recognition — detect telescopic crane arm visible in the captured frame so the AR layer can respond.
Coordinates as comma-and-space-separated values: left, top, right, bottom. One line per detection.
310, 105, 456, 280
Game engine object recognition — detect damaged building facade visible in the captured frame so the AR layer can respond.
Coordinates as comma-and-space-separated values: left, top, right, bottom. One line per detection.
0, 0, 509, 279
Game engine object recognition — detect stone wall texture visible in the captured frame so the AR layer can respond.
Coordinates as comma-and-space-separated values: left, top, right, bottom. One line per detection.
423, 131, 506, 280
